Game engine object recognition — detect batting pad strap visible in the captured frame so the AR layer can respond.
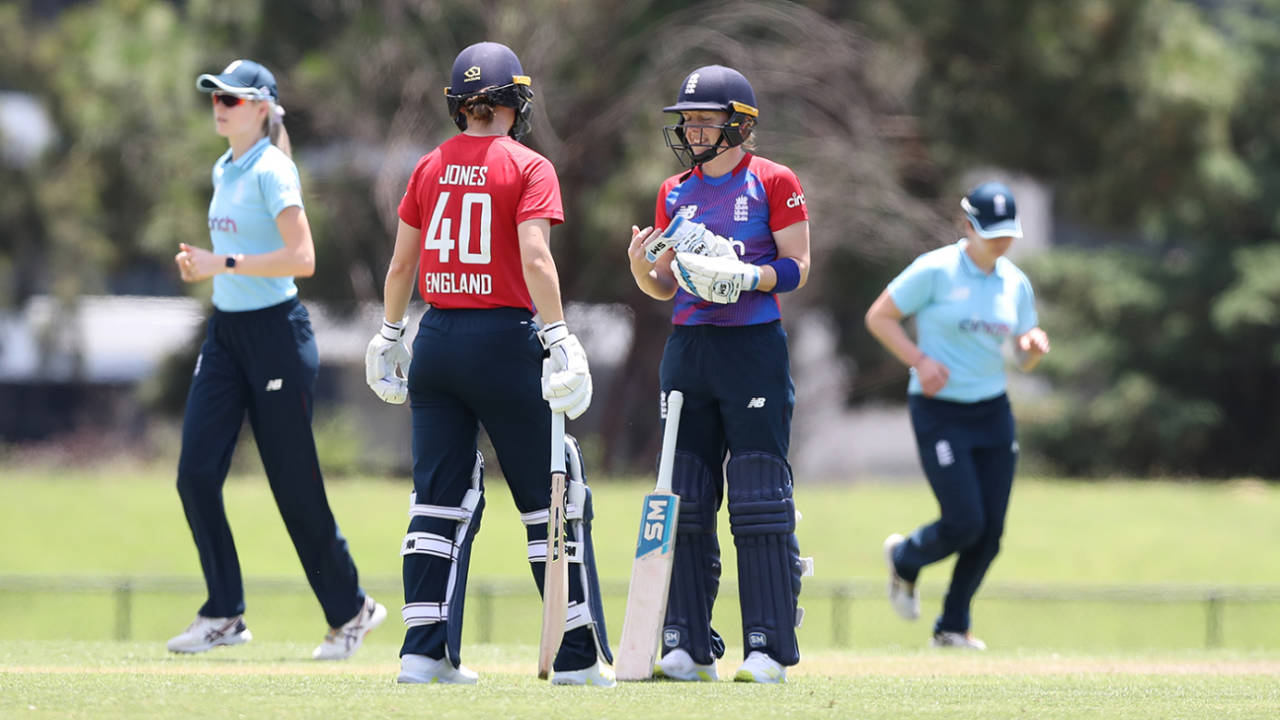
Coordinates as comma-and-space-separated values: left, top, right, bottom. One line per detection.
519, 504, 584, 526
402, 602, 448, 627
527, 539, 584, 564
564, 600, 592, 632
401, 531, 457, 560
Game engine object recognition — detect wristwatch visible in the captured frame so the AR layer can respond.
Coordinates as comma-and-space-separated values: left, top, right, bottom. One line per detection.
224, 254, 239, 274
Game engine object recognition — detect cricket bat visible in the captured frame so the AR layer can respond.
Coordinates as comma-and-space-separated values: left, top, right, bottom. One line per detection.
615, 389, 684, 681
537, 411, 569, 679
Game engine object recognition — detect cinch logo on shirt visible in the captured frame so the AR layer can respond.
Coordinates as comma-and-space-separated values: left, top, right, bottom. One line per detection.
786, 192, 806, 208
209, 216, 238, 233
958, 318, 1012, 337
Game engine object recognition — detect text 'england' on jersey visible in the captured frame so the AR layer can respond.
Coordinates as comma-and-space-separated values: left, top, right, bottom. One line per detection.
398, 134, 564, 311
654, 154, 807, 327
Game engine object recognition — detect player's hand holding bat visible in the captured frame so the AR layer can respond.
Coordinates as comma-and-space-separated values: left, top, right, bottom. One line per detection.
539, 321, 592, 419
365, 317, 412, 404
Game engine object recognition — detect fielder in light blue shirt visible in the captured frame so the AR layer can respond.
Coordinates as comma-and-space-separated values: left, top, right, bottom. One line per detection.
206, 135, 303, 311
865, 181, 1051, 651
168, 59, 385, 661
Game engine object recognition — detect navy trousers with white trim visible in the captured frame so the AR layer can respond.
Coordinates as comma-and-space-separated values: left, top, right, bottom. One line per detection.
176, 298, 365, 629
893, 393, 1016, 635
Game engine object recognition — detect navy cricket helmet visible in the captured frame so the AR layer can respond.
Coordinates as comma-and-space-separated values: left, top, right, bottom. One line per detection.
445, 42, 534, 141
961, 181, 1023, 239
196, 59, 278, 102
663, 65, 759, 168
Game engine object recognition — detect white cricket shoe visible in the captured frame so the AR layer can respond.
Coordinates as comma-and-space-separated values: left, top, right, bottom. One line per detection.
931, 631, 987, 650
733, 651, 787, 683
884, 533, 920, 620
166, 615, 252, 654
653, 648, 719, 681
396, 654, 479, 684
313, 595, 388, 660
551, 660, 617, 687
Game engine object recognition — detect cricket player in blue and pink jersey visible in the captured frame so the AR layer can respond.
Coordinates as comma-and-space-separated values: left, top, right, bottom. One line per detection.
865, 181, 1051, 650
168, 59, 385, 660
627, 65, 811, 684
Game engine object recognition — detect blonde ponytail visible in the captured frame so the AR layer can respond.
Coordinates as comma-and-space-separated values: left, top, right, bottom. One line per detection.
261, 102, 292, 157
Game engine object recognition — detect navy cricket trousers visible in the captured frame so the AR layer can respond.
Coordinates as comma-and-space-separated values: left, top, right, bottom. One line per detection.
401, 307, 596, 670
176, 298, 365, 629
893, 393, 1017, 634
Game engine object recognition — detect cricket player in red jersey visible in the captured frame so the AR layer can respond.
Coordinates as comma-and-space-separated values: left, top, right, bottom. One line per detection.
365, 41, 613, 686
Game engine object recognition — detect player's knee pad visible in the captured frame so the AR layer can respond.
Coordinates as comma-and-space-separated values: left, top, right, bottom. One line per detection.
521, 434, 612, 665
401, 451, 485, 667
727, 452, 812, 666
664, 451, 725, 664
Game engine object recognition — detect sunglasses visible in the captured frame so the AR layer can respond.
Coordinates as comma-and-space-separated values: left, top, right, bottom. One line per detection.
211, 92, 254, 108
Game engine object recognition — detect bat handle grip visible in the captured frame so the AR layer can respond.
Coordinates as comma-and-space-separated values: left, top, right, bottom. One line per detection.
656, 390, 683, 493
550, 411, 566, 474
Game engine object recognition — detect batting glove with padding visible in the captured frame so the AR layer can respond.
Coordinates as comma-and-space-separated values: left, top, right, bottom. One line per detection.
643, 215, 737, 262
538, 321, 592, 419
365, 317, 412, 404
672, 252, 761, 304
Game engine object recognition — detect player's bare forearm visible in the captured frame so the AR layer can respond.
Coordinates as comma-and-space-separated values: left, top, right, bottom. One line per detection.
865, 291, 923, 368
382, 220, 421, 323
756, 221, 810, 292
519, 218, 565, 325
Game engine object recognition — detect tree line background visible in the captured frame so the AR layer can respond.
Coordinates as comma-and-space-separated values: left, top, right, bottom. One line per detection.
2, 0, 1279, 477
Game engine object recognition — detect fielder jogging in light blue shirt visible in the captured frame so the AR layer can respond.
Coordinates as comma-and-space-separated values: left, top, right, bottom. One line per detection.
888, 241, 1038, 402
207, 136, 302, 311
866, 181, 1051, 651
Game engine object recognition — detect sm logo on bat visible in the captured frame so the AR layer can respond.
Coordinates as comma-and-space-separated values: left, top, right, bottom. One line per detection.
635, 494, 676, 557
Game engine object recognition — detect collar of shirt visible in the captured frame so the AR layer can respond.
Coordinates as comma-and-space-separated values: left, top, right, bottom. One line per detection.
691, 153, 753, 186
218, 136, 272, 171
955, 239, 1004, 280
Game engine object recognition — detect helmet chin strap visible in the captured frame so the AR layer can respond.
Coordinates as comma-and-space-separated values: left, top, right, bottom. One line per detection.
691, 136, 732, 166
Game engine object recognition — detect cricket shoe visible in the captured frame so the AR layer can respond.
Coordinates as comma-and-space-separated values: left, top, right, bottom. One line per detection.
733, 651, 787, 683
166, 615, 252, 654
884, 533, 920, 620
313, 595, 388, 660
930, 631, 987, 650
396, 654, 479, 684
653, 649, 719, 681
551, 660, 617, 687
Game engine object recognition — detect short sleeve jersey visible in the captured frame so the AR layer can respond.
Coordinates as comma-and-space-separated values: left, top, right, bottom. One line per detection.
887, 241, 1039, 402
207, 137, 303, 312
654, 153, 808, 326
398, 134, 564, 311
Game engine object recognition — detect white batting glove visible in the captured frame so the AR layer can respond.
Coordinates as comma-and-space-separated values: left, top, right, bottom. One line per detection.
365, 317, 412, 404
644, 215, 737, 262
672, 252, 761, 304
538, 321, 592, 419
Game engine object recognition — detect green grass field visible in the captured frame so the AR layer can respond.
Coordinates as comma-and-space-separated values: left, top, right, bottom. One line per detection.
2, 468, 1278, 718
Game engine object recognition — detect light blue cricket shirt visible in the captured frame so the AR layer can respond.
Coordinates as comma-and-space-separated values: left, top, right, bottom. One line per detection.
207, 137, 303, 311
887, 240, 1038, 403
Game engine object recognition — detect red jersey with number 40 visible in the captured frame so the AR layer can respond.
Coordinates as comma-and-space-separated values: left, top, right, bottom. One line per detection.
398, 134, 564, 311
